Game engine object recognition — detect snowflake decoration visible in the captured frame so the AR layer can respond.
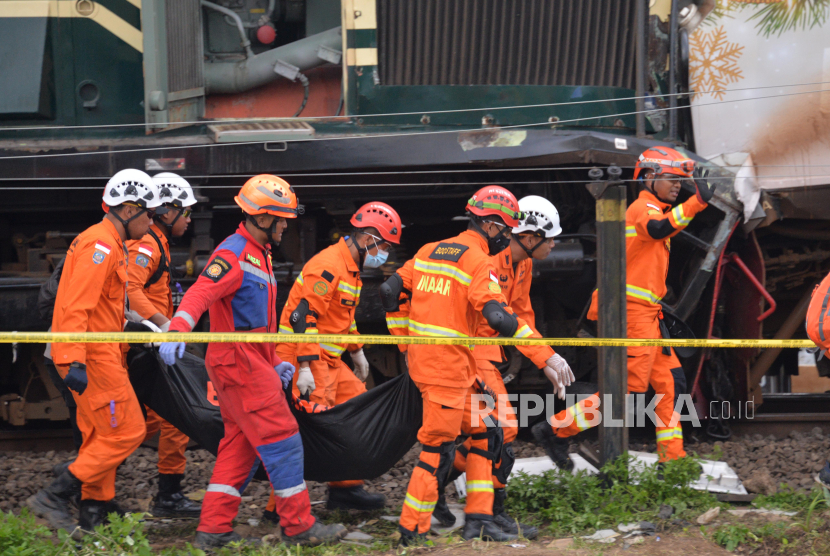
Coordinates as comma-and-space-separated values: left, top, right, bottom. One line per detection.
689, 26, 745, 100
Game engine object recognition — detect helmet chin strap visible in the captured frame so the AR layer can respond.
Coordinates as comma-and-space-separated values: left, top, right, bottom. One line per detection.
111, 207, 146, 241
518, 234, 545, 259
348, 234, 368, 272
247, 214, 280, 245
644, 176, 673, 205
157, 209, 182, 235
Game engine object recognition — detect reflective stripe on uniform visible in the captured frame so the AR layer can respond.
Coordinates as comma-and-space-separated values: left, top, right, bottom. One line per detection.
404, 493, 436, 512
320, 343, 346, 356
514, 324, 533, 338
568, 402, 593, 432
626, 284, 662, 304
239, 261, 278, 286
414, 259, 472, 287
296, 272, 304, 285
349, 321, 358, 333
386, 316, 410, 331
671, 205, 692, 226
337, 281, 361, 298
279, 324, 318, 335
626, 225, 637, 238
409, 319, 468, 338
274, 481, 307, 498
173, 310, 196, 329
656, 427, 683, 442
466, 480, 494, 493
206, 484, 241, 498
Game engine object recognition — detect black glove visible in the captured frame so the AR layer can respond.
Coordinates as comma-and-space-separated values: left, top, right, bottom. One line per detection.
694, 167, 716, 204
64, 362, 88, 395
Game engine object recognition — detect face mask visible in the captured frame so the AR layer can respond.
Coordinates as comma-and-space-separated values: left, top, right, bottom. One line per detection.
488, 228, 511, 255
363, 248, 389, 268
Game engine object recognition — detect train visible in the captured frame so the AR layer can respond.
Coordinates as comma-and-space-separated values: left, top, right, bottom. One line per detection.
1, 0, 829, 436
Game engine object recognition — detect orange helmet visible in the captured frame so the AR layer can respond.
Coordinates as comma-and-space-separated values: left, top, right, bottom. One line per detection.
634, 146, 695, 180
234, 174, 300, 218
350, 202, 402, 244
466, 186, 523, 228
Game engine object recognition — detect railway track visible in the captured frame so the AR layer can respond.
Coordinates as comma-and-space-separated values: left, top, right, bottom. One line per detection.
0, 429, 75, 452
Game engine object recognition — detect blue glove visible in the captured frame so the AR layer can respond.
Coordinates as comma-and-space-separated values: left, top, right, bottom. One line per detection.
159, 342, 186, 366
64, 362, 88, 395
275, 361, 296, 389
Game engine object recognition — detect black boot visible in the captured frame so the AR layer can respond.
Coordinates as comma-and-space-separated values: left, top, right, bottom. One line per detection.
26, 468, 82, 532
151, 473, 202, 518
432, 493, 457, 527
492, 489, 537, 539
194, 530, 261, 550
261, 509, 280, 525
817, 461, 830, 490
462, 515, 519, 542
78, 499, 109, 532
51, 461, 80, 509
531, 421, 574, 471
326, 485, 386, 510
398, 525, 427, 547
282, 520, 347, 546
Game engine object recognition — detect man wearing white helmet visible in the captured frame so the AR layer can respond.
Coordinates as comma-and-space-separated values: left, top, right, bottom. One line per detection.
125, 173, 201, 518
432, 195, 573, 538
28, 169, 159, 535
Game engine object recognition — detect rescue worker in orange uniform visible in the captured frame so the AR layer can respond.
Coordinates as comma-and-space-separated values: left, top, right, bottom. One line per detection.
125, 172, 201, 518
381, 186, 573, 544
533, 146, 716, 469
27, 169, 160, 534
158, 175, 346, 550
433, 196, 569, 538
262, 203, 401, 520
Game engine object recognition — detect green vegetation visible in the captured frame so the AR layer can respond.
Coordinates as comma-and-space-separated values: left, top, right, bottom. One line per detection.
505, 453, 719, 536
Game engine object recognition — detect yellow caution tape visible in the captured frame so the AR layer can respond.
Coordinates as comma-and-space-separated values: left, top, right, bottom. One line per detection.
0, 332, 816, 349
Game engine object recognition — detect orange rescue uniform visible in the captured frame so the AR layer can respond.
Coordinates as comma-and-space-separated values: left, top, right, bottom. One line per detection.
387, 230, 544, 534
454, 248, 554, 487
552, 189, 708, 461
52, 218, 146, 502
267, 238, 367, 513
126, 223, 189, 475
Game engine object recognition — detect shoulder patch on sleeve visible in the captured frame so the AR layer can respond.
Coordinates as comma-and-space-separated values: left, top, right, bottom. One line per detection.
202, 255, 232, 283
428, 242, 469, 262
313, 281, 329, 296
135, 254, 150, 268
647, 209, 660, 215
321, 270, 335, 283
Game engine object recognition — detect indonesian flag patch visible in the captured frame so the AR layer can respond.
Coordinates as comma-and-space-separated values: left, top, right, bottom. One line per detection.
94, 241, 111, 254
489, 270, 498, 283
138, 244, 154, 257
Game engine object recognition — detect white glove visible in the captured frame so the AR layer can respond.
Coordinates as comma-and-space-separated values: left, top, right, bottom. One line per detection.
125, 309, 144, 323
141, 320, 162, 333
545, 353, 575, 387
160, 320, 170, 332
543, 366, 567, 400
350, 349, 370, 381
296, 364, 316, 395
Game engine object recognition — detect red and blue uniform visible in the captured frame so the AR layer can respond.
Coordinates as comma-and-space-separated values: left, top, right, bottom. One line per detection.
168, 222, 315, 536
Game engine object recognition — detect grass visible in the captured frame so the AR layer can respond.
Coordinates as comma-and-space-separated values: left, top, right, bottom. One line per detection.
505, 452, 721, 536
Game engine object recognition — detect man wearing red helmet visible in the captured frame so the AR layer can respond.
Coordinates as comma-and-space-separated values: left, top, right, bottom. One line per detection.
262, 202, 401, 517
533, 146, 716, 469
381, 186, 555, 544
158, 175, 345, 549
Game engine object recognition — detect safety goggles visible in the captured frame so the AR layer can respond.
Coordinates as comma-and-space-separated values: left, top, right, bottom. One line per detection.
364, 232, 391, 252
638, 158, 695, 177
484, 219, 512, 235
123, 202, 154, 218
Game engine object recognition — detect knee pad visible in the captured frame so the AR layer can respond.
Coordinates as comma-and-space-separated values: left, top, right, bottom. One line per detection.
419, 441, 458, 489
670, 367, 687, 405
493, 442, 515, 485
469, 425, 504, 466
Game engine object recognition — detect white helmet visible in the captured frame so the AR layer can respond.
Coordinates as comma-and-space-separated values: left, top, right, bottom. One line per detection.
153, 172, 197, 209
514, 195, 562, 238
103, 169, 161, 209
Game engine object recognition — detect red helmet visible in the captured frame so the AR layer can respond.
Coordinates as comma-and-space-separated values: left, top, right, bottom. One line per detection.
234, 174, 300, 218
350, 202, 402, 244
466, 186, 523, 228
634, 146, 695, 180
